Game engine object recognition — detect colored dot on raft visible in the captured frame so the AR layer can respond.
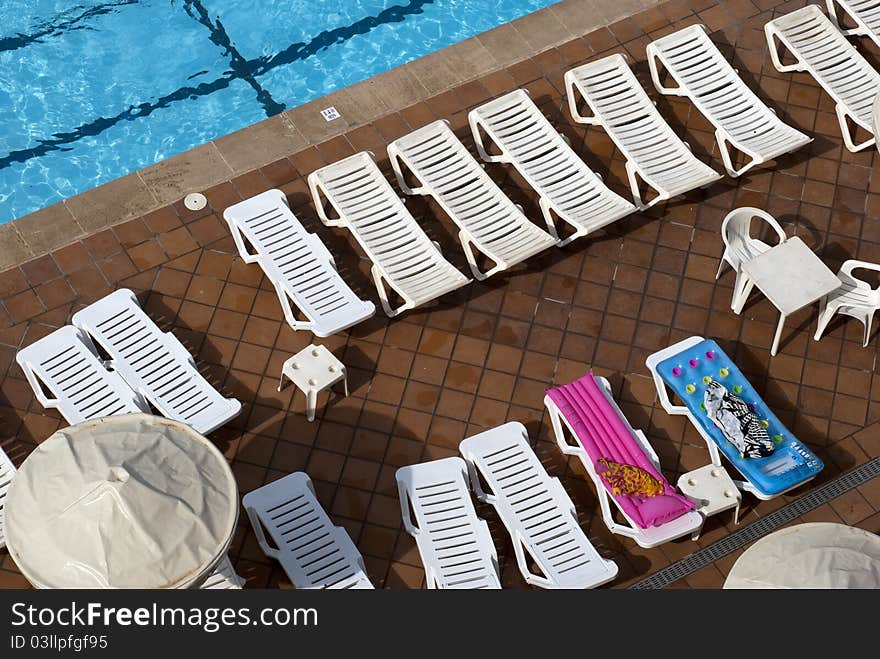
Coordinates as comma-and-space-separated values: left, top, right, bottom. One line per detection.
732, 385, 743, 394
747, 402, 756, 412
760, 419, 769, 428
702, 376, 712, 385
706, 351, 716, 360
671, 367, 682, 377
685, 384, 696, 394
773, 434, 783, 444
719, 368, 729, 378
699, 402, 706, 410
688, 358, 699, 368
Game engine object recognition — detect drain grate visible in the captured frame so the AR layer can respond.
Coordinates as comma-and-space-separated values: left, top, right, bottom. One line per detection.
629, 457, 880, 589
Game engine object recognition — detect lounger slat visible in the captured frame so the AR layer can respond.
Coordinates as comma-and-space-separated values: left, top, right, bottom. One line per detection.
468, 89, 635, 246
388, 120, 558, 280
16, 325, 147, 425
0, 448, 17, 549
243, 472, 373, 589
396, 457, 501, 589
647, 23, 811, 176
765, 5, 880, 151
308, 152, 470, 317
224, 190, 375, 337
459, 422, 618, 589
72, 289, 240, 435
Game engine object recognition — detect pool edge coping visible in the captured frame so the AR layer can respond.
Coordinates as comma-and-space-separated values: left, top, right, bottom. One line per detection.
0, 0, 664, 271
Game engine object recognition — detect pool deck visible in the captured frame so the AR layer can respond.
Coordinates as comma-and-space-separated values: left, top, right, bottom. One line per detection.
1, 0, 879, 589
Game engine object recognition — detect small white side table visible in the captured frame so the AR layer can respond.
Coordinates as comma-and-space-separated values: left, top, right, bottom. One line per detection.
740, 236, 841, 356
677, 464, 741, 540
278, 344, 348, 422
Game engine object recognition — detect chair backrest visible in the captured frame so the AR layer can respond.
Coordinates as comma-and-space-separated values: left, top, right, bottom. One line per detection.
0, 447, 16, 548
242, 472, 373, 589
565, 54, 717, 191
307, 152, 468, 307
15, 325, 147, 425
222, 189, 375, 336
766, 5, 880, 126
459, 422, 617, 589
721, 207, 787, 255
839, 259, 880, 297
72, 289, 241, 435
396, 456, 500, 589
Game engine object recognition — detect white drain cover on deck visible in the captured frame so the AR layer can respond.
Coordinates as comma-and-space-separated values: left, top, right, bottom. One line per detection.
184, 192, 208, 211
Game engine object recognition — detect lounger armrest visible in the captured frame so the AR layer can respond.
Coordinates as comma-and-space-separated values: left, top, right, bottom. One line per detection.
467, 112, 508, 164
245, 507, 282, 560
396, 480, 420, 537
307, 175, 345, 228
386, 144, 428, 196
646, 44, 687, 97
764, 24, 806, 73
645, 337, 704, 416
563, 71, 603, 125
19, 362, 59, 410
460, 452, 498, 505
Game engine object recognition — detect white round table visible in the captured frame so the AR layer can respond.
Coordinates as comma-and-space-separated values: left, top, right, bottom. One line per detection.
724, 522, 880, 589
4, 414, 238, 589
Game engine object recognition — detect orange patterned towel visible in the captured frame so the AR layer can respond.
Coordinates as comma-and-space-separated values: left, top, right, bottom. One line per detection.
598, 458, 665, 498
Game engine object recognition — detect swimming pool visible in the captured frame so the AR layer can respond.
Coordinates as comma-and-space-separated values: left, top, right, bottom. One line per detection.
0, 0, 555, 224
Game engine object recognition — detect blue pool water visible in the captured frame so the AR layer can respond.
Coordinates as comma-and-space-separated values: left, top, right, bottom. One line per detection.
0, 0, 555, 224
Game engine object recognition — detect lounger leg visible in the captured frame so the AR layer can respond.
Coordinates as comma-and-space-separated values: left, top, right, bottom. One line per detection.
836, 105, 876, 152
646, 48, 686, 96
306, 388, 318, 423
771, 311, 787, 356
716, 131, 756, 178
625, 161, 646, 210
862, 312, 873, 348
371, 265, 406, 317
764, 28, 804, 74
468, 115, 507, 164
459, 232, 494, 281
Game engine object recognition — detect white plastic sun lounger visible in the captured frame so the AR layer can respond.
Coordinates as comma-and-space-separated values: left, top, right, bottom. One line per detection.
544, 374, 703, 548
72, 289, 241, 435
468, 89, 636, 246
242, 472, 373, 589
200, 554, 245, 589
308, 152, 470, 317
223, 189, 375, 337
0, 447, 16, 549
396, 457, 501, 589
765, 5, 880, 151
565, 54, 722, 209
387, 120, 558, 280
827, 0, 880, 47
458, 422, 618, 589
16, 325, 147, 425
646, 25, 812, 177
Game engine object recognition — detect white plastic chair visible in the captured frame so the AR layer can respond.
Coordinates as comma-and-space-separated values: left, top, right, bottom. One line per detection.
0, 447, 16, 549
565, 54, 722, 209
717, 207, 787, 314
223, 189, 375, 337
387, 120, 558, 280
396, 456, 501, 589
16, 325, 148, 425
814, 259, 880, 346
458, 422, 618, 589
200, 554, 245, 589
308, 151, 470, 317
242, 472, 373, 589
72, 289, 242, 435
827, 0, 880, 47
468, 89, 636, 247
765, 5, 880, 152
646, 24, 812, 177
544, 376, 703, 548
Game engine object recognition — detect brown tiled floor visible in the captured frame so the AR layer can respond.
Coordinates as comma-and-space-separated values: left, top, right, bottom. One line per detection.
1, 0, 879, 589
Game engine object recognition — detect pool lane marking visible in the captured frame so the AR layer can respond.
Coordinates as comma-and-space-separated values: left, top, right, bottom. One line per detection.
0, 0, 140, 54
182, 0, 284, 117
0, 0, 437, 170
